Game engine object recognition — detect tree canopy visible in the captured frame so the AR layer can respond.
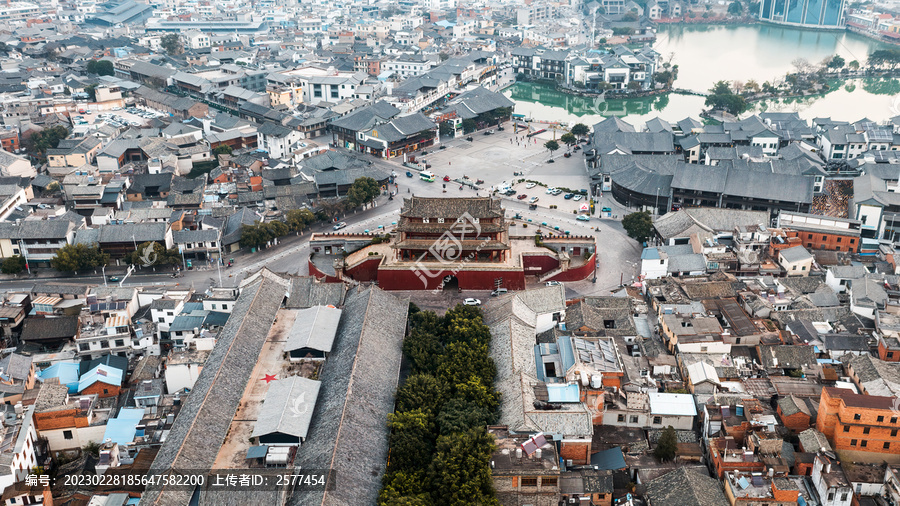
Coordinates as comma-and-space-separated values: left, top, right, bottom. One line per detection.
727, 0, 743, 15
654, 426, 678, 462
571, 123, 590, 137
378, 305, 499, 505
125, 241, 179, 267
705, 81, 747, 116
622, 211, 654, 243
161, 33, 183, 55
544, 140, 560, 153
50, 243, 109, 272
28, 126, 69, 158
1, 255, 25, 274
560, 132, 577, 148
85, 59, 115, 76
347, 177, 381, 207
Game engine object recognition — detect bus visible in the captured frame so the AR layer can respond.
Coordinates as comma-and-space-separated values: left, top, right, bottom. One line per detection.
419, 171, 435, 182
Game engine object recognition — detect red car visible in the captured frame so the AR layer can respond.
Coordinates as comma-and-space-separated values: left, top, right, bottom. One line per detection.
443, 175, 451, 182
517, 194, 528, 200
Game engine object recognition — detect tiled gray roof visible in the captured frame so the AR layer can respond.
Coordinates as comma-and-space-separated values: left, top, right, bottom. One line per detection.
21, 316, 78, 342
284, 276, 345, 308
399, 196, 504, 219
645, 468, 728, 506
0, 219, 75, 240
290, 286, 409, 506
98, 222, 167, 244
143, 273, 289, 505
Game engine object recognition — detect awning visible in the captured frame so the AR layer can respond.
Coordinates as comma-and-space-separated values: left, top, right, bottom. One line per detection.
246, 446, 269, 459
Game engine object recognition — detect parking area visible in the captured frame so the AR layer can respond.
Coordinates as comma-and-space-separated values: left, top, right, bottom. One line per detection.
71, 107, 163, 129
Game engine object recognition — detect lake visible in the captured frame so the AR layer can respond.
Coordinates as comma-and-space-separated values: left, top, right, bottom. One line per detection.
504, 24, 900, 127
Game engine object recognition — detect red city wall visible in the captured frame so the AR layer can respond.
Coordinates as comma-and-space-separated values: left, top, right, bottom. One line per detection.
548, 254, 596, 282
345, 258, 382, 282
522, 254, 559, 274
377, 268, 527, 291
308, 260, 342, 283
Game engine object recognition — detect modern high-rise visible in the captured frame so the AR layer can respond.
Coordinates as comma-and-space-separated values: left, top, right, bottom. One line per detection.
759, 0, 845, 28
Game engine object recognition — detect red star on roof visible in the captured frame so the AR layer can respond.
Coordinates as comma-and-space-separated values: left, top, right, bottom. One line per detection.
261, 374, 277, 384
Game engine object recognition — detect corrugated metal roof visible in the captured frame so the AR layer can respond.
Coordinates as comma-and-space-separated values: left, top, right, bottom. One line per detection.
251, 376, 321, 440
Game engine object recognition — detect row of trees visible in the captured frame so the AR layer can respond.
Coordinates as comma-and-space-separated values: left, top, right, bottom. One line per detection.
705, 80, 748, 116
378, 304, 500, 505
50, 243, 109, 272
240, 176, 380, 250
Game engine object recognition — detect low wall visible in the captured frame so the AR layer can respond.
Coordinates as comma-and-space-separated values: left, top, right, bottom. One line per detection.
377, 267, 527, 291
308, 260, 341, 283
345, 257, 382, 282
547, 253, 596, 282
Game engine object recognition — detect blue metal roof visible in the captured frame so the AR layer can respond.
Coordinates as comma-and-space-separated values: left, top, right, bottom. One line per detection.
102, 408, 144, 445
37, 363, 80, 393
78, 364, 124, 392
246, 445, 269, 459
590, 447, 627, 470
546, 383, 580, 403
557, 335, 576, 373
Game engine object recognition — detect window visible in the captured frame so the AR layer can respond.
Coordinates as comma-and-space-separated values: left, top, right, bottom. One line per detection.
893, 430, 898, 437
886, 442, 892, 450
843, 426, 850, 432
878, 416, 885, 422
864, 427, 871, 434
63, 430, 73, 440
629, 415, 639, 424
808, 234, 813, 239
158, 317, 164, 323
793, 266, 797, 270
822, 235, 828, 241
889, 352, 895, 359
851, 439, 858, 446
828, 491, 835, 501
617, 414, 625, 422
114, 339, 125, 347
861, 440, 867, 447
211, 304, 216, 310
893, 417, 898, 424
541, 477, 558, 487
855, 413, 861, 420
802, 266, 806, 271
521, 477, 538, 487
837, 237, 842, 242
653, 416, 662, 425
103, 389, 109, 395
850, 239, 855, 244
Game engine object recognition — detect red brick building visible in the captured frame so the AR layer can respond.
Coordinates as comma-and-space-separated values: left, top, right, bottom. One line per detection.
816, 387, 900, 463
0, 130, 20, 152
879, 336, 900, 362
776, 395, 813, 434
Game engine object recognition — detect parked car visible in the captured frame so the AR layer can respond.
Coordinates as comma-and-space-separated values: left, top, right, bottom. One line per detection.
517, 194, 528, 200
564, 193, 574, 199
545, 187, 557, 194
406, 171, 414, 178
333, 222, 347, 231
525, 182, 536, 189
601, 207, 612, 213
545, 281, 561, 286
490, 288, 508, 297
576, 215, 590, 222
529, 204, 538, 210
573, 195, 583, 201
529, 196, 539, 204
463, 298, 481, 306
484, 130, 494, 135
108, 276, 120, 282
551, 189, 563, 196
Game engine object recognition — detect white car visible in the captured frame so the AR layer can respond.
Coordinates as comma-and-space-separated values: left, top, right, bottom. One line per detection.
333, 222, 347, 231
529, 196, 539, 204
463, 298, 481, 306
546, 187, 557, 194
573, 195, 583, 201
546, 281, 561, 286
525, 182, 536, 189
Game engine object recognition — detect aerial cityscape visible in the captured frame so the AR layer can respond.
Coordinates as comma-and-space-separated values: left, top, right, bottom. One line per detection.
1, 0, 900, 504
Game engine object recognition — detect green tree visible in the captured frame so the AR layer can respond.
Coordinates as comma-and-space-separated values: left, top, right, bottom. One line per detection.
161, 33, 183, 55
378, 470, 430, 505
395, 374, 447, 418
84, 84, 97, 102
388, 409, 435, 470
461, 118, 477, 134
402, 327, 445, 375
654, 425, 678, 462
623, 11, 639, 21
1, 255, 25, 274
705, 93, 747, 115
347, 176, 381, 207
709, 80, 732, 95
439, 52, 450, 61
285, 208, 315, 232
85, 59, 114, 76
50, 243, 109, 272
454, 376, 499, 413
27, 125, 69, 158
622, 211, 654, 243
438, 341, 495, 388
560, 132, 577, 150
428, 429, 498, 506
627, 81, 642, 91
213, 144, 233, 156
437, 397, 496, 435
826, 54, 845, 69
571, 123, 590, 137
612, 27, 633, 36
439, 121, 454, 138
544, 140, 560, 156
727, 0, 743, 15
849, 60, 860, 70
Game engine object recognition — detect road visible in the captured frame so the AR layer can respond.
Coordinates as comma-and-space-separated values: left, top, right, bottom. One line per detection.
1, 125, 642, 298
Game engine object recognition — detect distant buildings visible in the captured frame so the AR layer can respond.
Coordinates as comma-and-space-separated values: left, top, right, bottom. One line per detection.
759, 0, 846, 28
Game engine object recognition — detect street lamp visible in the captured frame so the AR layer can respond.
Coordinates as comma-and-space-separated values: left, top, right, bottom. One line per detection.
102, 265, 107, 287
655, 187, 660, 215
